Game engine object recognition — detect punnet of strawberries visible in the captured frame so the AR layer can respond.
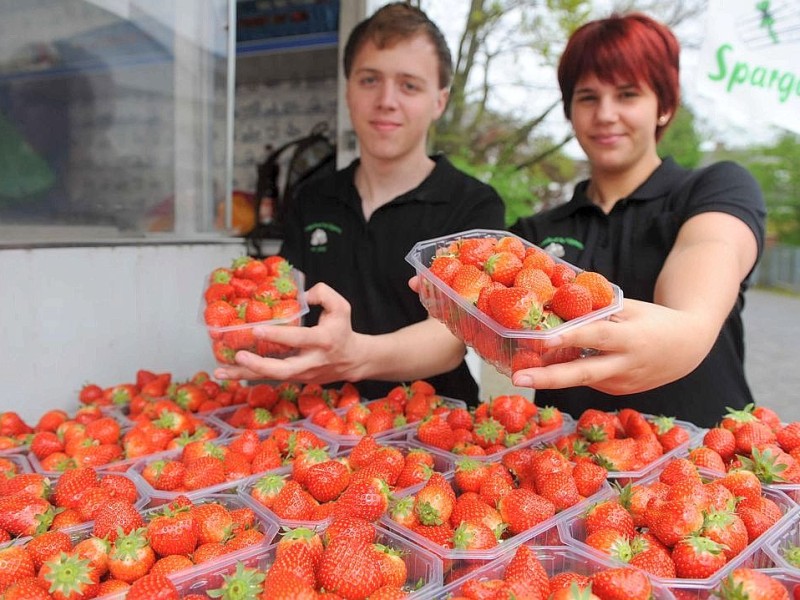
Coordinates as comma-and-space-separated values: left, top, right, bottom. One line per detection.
306, 379, 466, 440
405, 229, 623, 375
552, 407, 702, 476
201, 254, 309, 364
411, 393, 567, 458
243, 435, 453, 527
684, 403, 800, 490
558, 456, 794, 582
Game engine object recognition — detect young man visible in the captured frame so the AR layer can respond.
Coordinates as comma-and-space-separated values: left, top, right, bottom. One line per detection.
216, 3, 505, 404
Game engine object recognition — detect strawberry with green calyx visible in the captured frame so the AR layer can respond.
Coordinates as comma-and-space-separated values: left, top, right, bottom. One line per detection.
720, 404, 758, 432
671, 534, 727, 579
453, 521, 499, 550
40, 551, 100, 600
371, 543, 408, 587
146, 503, 198, 557
107, 527, 156, 583
207, 562, 265, 600
126, 572, 180, 600
249, 473, 286, 509
737, 446, 788, 484
717, 568, 790, 600
487, 287, 545, 330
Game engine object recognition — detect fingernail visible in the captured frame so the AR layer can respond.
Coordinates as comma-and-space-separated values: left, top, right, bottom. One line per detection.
513, 375, 533, 388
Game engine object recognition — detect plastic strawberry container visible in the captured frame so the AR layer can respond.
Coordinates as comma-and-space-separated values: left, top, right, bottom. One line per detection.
236, 437, 457, 529
83, 493, 280, 600
416, 544, 677, 600
127, 425, 340, 507
405, 229, 624, 377
26, 417, 228, 479
761, 508, 800, 573
666, 567, 800, 600
201, 267, 309, 365
166, 520, 443, 598
557, 467, 798, 589
202, 403, 310, 437
380, 469, 611, 583
305, 396, 468, 447
0, 452, 32, 475
559, 415, 706, 484
406, 412, 573, 465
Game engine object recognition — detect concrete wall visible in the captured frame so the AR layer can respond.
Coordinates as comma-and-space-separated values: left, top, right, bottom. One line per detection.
0, 242, 248, 422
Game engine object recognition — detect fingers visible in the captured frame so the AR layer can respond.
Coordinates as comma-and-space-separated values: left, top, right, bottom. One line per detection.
512, 351, 627, 391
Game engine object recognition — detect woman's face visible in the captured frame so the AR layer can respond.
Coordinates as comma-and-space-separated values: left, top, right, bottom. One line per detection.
569, 74, 665, 179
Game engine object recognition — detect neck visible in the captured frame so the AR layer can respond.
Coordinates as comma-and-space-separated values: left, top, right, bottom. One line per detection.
588, 156, 662, 213
356, 154, 436, 218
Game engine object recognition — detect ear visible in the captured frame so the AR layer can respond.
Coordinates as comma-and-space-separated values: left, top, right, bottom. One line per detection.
433, 87, 449, 119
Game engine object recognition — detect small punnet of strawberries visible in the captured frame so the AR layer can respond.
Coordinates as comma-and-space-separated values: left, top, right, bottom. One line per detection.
202, 255, 303, 364
429, 234, 615, 328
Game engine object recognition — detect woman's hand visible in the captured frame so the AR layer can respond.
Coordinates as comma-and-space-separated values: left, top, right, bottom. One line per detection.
511, 298, 714, 394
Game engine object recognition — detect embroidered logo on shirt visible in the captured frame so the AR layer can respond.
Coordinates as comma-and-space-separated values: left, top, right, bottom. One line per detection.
305, 222, 342, 253
540, 236, 584, 258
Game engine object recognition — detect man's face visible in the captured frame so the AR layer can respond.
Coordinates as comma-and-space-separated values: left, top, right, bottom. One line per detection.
345, 34, 449, 164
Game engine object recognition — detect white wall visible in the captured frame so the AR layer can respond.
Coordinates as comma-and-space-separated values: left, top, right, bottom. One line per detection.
0, 242, 250, 422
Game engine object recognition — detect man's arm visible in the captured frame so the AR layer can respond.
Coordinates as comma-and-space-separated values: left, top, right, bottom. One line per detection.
214, 282, 466, 384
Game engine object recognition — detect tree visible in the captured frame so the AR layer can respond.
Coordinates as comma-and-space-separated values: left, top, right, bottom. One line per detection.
657, 104, 703, 169
748, 134, 800, 245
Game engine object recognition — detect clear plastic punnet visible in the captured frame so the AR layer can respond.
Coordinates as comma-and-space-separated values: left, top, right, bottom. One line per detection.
405, 229, 623, 377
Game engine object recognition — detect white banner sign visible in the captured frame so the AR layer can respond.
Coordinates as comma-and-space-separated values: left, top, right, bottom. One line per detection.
696, 0, 800, 134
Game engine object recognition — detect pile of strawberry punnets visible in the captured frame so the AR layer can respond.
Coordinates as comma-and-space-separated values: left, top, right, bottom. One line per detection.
0, 465, 142, 541
0, 494, 269, 599
135, 425, 330, 495
564, 457, 787, 580
245, 435, 446, 524
553, 407, 694, 473
5, 361, 800, 600
448, 544, 656, 600
202, 255, 303, 364
386, 447, 608, 581
428, 234, 615, 329
411, 393, 565, 456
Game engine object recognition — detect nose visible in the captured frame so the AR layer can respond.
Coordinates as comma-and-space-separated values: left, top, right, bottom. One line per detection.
595, 96, 618, 123
377, 81, 399, 110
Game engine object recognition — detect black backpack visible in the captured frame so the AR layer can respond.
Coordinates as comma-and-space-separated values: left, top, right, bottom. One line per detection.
247, 122, 336, 256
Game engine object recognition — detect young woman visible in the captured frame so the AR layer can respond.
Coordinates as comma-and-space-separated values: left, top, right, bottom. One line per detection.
510, 13, 766, 426
215, 3, 504, 405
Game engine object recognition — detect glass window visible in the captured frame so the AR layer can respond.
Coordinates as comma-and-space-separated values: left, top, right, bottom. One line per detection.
0, 0, 232, 245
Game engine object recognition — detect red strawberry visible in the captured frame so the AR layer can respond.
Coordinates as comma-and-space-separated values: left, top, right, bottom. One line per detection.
317, 537, 383, 600
26, 530, 73, 570
718, 568, 791, 600
146, 505, 198, 557
191, 502, 234, 545
204, 300, 238, 327
550, 263, 577, 287
450, 263, 492, 304
574, 270, 614, 310
497, 488, 555, 535
39, 551, 101, 599
551, 282, 593, 321
304, 459, 351, 503
416, 415, 455, 451
126, 572, 180, 600
671, 534, 728, 579
488, 286, 544, 329
484, 251, 523, 286
0, 546, 36, 592
590, 567, 651, 600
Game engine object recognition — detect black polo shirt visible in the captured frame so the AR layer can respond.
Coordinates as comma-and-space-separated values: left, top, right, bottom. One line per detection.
280, 154, 506, 404
511, 158, 766, 427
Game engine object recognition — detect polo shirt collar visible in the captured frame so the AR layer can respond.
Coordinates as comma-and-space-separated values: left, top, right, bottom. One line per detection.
326, 155, 454, 206
549, 157, 686, 220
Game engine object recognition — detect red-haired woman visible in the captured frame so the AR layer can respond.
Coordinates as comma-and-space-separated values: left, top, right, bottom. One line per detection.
510, 13, 766, 427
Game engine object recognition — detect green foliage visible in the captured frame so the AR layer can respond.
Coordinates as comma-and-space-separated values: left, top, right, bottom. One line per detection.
747, 133, 800, 245
657, 105, 702, 168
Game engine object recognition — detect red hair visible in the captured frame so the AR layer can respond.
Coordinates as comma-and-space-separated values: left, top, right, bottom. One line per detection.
557, 13, 680, 140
